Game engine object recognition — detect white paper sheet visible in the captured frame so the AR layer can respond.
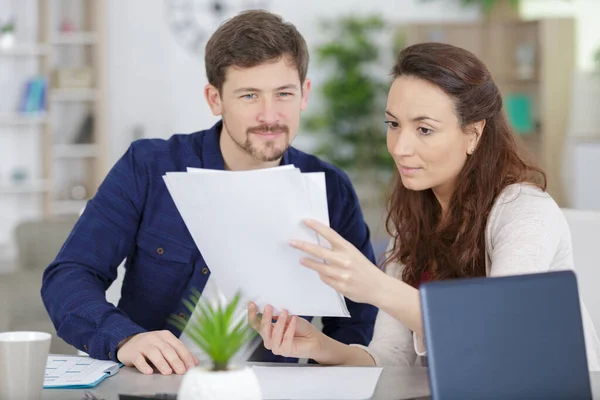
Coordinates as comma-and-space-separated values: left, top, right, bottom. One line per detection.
252, 366, 383, 400
163, 166, 349, 317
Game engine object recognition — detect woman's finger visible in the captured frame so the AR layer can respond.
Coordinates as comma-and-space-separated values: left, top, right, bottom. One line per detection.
270, 310, 289, 353
300, 257, 338, 277
280, 316, 298, 354
290, 239, 336, 261
319, 272, 343, 292
302, 219, 349, 248
260, 305, 274, 347
247, 302, 261, 331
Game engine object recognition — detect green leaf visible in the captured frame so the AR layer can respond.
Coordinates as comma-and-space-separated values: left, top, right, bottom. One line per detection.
168, 288, 256, 371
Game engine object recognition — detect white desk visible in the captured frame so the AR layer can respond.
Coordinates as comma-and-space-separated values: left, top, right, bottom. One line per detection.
42, 363, 600, 400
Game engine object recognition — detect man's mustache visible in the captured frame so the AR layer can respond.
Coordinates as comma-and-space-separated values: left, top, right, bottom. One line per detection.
247, 124, 289, 134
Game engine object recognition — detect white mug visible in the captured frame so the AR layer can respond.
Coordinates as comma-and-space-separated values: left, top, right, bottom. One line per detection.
0, 331, 52, 400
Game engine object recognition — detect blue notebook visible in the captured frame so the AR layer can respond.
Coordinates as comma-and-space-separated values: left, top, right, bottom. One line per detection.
44, 355, 122, 389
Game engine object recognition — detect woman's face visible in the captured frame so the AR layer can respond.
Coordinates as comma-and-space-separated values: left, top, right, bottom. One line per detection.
385, 76, 482, 202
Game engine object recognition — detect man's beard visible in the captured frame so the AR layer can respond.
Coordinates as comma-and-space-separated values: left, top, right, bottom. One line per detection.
226, 122, 290, 162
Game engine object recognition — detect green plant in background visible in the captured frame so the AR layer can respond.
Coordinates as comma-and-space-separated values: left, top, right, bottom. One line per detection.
456, 0, 520, 13
303, 14, 392, 182
168, 289, 256, 372
594, 44, 600, 74
421, 0, 520, 14
0, 18, 15, 34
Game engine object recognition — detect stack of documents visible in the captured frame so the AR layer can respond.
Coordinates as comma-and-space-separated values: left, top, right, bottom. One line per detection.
163, 166, 350, 317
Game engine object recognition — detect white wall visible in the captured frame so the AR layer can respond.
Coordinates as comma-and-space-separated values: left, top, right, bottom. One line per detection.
106, 0, 480, 165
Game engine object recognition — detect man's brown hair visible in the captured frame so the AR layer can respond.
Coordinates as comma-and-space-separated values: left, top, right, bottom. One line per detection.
205, 10, 309, 92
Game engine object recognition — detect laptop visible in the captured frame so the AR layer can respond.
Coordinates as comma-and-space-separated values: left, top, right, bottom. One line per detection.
420, 270, 592, 399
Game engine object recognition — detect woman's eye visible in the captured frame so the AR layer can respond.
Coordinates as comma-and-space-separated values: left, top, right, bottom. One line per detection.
418, 127, 433, 135
385, 120, 399, 129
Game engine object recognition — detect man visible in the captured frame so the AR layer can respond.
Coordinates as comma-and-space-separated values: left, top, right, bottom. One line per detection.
41, 10, 377, 375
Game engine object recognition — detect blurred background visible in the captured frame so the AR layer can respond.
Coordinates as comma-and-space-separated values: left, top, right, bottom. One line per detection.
0, 0, 599, 353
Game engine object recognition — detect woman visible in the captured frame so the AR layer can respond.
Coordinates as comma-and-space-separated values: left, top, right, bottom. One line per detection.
247, 42, 600, 370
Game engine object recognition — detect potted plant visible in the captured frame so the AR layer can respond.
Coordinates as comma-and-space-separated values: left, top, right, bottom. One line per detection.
420, 0, 521, 20
0, 18, 16, 49
303, 14, 393, 208
169, 289, 261, 400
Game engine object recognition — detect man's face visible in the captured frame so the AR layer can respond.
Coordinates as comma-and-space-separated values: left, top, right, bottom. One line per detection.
206, 57, 311, 162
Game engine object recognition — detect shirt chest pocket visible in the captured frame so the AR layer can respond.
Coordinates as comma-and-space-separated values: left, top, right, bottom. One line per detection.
131, 228, 198, 304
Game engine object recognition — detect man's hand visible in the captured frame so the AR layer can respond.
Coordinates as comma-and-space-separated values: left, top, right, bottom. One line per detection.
116, 330, 199, 375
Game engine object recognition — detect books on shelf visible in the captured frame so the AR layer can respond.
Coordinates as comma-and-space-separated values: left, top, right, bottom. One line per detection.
19, 76, 47, 114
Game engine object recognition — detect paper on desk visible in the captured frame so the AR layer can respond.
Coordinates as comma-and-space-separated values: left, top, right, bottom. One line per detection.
44, 355, 121, 389
252, 366, 383, 400
163, 166, 348, 317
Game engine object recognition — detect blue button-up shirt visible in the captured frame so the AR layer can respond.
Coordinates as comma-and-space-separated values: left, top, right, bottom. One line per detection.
41, 120, 378, 363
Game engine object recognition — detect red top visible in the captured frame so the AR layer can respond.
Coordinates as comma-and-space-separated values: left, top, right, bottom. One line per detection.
416, 269, 432, 289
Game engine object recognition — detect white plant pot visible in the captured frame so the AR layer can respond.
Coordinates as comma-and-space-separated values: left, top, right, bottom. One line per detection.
177, 365, 262, 400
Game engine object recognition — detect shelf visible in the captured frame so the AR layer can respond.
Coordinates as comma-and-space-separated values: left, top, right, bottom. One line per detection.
50, 88, 97, 102
0, 180, 50, 195
51, 32, 97, 45
53, 144, 99, 159
53, 199, 88, 215
0, 44, 50, 57
0, 112, 48, 126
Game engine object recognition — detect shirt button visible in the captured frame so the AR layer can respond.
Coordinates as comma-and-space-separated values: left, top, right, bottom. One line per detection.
156, 247, 164, 255
178, 313, 186, 319
202, 267, 209, 274
108, 351, 112, 359
83, 345, 88, 351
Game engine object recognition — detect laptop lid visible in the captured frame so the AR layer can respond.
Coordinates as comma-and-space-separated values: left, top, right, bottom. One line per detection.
420, 270, 591, 399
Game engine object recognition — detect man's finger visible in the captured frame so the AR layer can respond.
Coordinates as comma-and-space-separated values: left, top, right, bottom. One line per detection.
132, 353, 153, 375
164, 335, 197, 370
143, 346, 172, 375
157, 341, 186, 375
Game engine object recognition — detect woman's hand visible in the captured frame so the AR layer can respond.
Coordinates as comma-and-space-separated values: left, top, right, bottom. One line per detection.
248, 302, 324, 360
290, 218, 390, 306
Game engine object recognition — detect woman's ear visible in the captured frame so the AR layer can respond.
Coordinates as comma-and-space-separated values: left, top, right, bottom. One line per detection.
467, 119, 486, 155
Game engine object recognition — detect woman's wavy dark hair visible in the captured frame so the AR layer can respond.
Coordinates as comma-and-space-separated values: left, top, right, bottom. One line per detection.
383, 42, 546, 287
